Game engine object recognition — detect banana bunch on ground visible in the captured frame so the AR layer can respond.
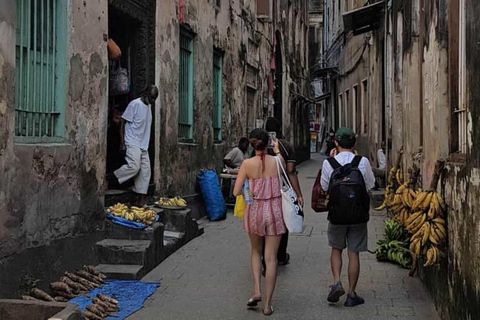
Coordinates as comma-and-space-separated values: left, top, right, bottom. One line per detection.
375, 220, 412, 268
106, 203, 129, 217
376, 240, 412, 268
130, 206, 157, 225
384, 219, 410, 242
406, 190, 447, 267
156, 196, 187, 207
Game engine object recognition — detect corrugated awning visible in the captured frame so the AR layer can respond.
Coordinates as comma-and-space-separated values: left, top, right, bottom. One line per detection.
343, 1, 385, 35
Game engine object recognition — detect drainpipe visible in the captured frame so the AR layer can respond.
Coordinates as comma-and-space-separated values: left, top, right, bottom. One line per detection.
384, 1, 390, 184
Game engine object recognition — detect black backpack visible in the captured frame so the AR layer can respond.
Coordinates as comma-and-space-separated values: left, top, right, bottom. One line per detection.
327, 156, 370, 225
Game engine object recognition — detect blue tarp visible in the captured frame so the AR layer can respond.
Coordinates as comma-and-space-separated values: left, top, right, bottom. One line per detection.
69, 280, 160, 320
106, 213, 159, 230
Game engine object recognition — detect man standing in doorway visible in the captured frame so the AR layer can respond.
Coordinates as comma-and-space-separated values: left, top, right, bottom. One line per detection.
114, 85, 159, 207
321, 127, 375, 307
264, 117, 304, 268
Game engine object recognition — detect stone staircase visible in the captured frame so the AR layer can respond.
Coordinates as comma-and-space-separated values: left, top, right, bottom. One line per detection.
96, 206, 203, 280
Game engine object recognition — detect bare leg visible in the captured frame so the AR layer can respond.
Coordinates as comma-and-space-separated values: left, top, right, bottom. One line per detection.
248, 234, 263, 299
347, 251, 360, 295
331, 248, 343, 284
263, 235, 282, 313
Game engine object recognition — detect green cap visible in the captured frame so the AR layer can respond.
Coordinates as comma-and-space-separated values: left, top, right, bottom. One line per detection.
335, 127, 355, 141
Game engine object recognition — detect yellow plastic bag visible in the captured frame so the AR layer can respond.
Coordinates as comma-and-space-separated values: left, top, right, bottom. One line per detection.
234, 195, 246, 219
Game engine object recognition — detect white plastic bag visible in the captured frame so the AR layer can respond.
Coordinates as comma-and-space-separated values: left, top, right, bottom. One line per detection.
275, 157, 304, 233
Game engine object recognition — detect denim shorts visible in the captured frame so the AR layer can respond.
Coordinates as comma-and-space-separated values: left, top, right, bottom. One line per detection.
327, 222, 368, 252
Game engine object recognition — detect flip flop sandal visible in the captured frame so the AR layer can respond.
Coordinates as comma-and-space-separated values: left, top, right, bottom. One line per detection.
263, 306, 274, 316
247, 297, 262, 307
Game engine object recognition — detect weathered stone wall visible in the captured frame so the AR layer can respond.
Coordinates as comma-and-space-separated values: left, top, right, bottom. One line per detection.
0, 0, 108, 260
369, 1, 480, 319
0, 0, 309, 262
155, 0, 310, 195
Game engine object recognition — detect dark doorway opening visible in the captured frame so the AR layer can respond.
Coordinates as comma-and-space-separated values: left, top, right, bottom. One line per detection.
274, 32, 283, 127
106, 0, 156, 198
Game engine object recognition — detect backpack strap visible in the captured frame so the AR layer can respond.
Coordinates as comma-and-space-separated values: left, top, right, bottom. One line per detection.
351, 155, 362, 167
327, 157, 341, 170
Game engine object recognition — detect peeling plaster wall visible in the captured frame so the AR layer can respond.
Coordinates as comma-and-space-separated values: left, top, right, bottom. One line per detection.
373, 1, 480, 319
0, 0, 108, 260
155, 0, 309, 195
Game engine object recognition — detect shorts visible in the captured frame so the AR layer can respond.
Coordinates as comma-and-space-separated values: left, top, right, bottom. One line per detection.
328, 222, 368, 252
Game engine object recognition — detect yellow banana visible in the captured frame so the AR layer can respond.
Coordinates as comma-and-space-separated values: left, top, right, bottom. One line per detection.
432, 217, 446, 225
415, 240, 422, 257
431, 226, 441, 241
421, 192, 434, 210
421, 222, 430, 245
410, 213, 427, 234
412, 192, 428, 210
435, 222, 447, 236
424, 248, 433, 267
427, 206, 436, 220
411, 224, 424, 242
409, 189, 417, 198
397, 183, 407, 194
436, 193, 447, 212
429, 232, 439, 245
406, 211, 422, 225
375, 201, 388, 211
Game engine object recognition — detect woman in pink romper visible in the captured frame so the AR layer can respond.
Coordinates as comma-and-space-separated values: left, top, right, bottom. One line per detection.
234, 129, 286, 316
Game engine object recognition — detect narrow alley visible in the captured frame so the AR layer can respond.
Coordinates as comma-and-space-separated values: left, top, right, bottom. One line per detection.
131, 154, 439, 320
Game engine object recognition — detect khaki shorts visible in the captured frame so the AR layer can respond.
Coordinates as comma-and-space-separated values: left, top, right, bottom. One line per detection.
328, 222, 368, 252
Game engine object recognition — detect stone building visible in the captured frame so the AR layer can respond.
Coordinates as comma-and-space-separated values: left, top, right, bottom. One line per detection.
316, 0, 383, 157
318, 0, 480, 318
0, 0, 309, 276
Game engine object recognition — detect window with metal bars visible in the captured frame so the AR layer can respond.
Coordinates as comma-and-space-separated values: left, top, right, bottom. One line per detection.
179, 28, 194, 141
212, 51, 223, 142
15, 0, 67, 142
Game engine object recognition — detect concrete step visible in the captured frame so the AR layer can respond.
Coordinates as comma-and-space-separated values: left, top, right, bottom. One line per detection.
160, 208, 192, 232
163, 231, 186, 258
96, 264, 145, 280
96, 239, 151, 265
105, 219, 164, 241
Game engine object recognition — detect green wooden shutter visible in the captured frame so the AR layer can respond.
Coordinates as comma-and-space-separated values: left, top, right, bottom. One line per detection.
179, 29, 194, 141
15, 0, 67, 142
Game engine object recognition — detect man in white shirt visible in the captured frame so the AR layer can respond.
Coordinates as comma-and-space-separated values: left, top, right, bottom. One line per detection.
372, 141, 386, 188
114, 85, 159, 206
320, 127, 375, 307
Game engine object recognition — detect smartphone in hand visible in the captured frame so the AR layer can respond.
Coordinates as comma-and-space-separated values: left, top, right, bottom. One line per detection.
268, 132, 276, 148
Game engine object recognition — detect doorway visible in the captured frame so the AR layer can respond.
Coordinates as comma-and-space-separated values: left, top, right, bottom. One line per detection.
106, 0, 156, 193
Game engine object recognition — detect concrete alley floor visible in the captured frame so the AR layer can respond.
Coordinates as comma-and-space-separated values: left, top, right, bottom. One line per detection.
130, 153, 441, 320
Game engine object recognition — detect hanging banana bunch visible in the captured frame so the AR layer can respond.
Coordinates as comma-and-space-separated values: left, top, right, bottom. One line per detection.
406, 160, 447, 268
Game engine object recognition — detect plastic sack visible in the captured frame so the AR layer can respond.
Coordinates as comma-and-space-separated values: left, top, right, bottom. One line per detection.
234, 195, 245, 219
311, 169, 329, 212
197, 170, 227, 221
110, 61, 130, 96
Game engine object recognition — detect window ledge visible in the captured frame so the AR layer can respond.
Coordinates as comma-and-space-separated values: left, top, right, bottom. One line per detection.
178, 141, 198, 147
15, 142, 71, 148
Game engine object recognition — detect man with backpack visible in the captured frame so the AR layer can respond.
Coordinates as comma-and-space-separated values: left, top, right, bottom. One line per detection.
320, 127, 375, 307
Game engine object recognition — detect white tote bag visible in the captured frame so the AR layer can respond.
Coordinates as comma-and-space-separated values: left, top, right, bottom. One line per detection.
275, 156, 304, 233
